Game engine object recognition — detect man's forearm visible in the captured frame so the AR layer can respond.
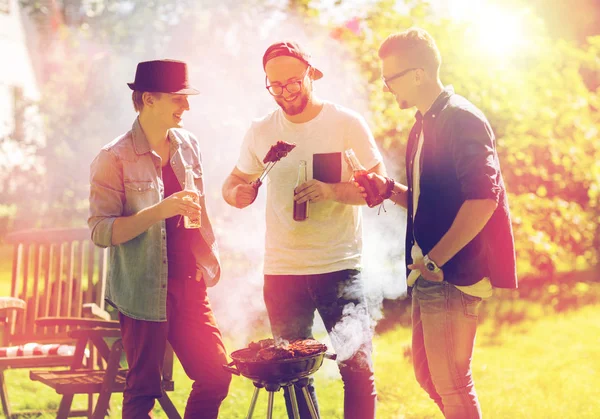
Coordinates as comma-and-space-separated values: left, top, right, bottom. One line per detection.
389, 182, 408, 209
222, 174, 246, 207
331, 181, 374, 205
335, 161, 387, 205
428, 199, 497, 266
111, 205, 162, 246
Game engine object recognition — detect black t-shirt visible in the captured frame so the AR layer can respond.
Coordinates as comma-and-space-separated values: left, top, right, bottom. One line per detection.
162, 163, 198, 279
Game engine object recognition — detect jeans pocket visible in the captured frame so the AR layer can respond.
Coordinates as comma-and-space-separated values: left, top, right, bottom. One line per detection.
460, 292, 482, 318
418, 275, 445, 286
416, 277, 447, 314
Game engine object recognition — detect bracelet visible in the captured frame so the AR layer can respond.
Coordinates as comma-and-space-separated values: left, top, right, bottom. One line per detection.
381, 177, 395, 200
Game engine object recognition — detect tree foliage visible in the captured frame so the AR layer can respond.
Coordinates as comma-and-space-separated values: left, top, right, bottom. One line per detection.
11, 0, 600, 281
328, 0, 600, 279
12, 0, 326, 230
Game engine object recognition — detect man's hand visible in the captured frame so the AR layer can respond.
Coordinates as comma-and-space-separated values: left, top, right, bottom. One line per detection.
158, 190, 202, 220
353, 172, 387, 198
408, 259, 444, 283
111, 190, 202, 246
294, 180, 334, 204
231, 183, 259, 208
222, 168, 260, 208
353, 172, 408, 209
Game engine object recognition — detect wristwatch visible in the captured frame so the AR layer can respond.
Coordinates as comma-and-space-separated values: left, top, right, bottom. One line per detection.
423, 254, 441, 273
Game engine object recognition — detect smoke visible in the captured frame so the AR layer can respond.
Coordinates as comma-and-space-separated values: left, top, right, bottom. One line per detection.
329, 301, 371, 363
46, 2, 409, 350
164, 4, 410, 349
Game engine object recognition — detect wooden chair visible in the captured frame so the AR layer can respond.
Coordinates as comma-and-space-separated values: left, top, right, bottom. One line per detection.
0, 227, 180, 418
29, 319, 180, 419
0, 227, 110, 417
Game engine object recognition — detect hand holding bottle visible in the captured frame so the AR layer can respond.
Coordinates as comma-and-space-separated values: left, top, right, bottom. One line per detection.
294, 180, 334, 204
158, 190, 201, 220
353, 172, 387, 198
345, 149, 383, 207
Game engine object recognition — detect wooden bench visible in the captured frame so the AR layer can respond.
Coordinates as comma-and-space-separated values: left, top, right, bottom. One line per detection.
0, 227, 109, 417
0, 227, 179, 418
29, 318, 179, 418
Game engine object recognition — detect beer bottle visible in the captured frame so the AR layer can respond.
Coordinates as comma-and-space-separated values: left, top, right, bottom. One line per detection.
293, 160, 309, 221
184, 165, 201, 228
344, 149, 383, 208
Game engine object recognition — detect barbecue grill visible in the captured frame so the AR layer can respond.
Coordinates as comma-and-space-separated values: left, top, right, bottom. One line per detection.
224, 343, 336, 419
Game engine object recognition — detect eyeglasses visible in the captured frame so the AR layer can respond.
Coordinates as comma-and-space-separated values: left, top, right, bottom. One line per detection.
381, 68, 420, 89
265, 67, 310, 97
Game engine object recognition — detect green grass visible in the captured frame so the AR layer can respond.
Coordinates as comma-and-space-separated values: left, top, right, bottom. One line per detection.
3, 303, 600, 418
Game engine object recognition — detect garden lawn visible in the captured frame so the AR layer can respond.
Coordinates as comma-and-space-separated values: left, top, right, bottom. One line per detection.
3, 303, 599, 418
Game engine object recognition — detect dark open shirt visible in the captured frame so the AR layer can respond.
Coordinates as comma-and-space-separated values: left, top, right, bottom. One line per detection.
405, 86, 518, 289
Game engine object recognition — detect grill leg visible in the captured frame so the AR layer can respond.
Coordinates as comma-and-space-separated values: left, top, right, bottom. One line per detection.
285, 385, 301, 419
246, 385, 261, 419
301, 386, 319, 419
266, 391, 275, 419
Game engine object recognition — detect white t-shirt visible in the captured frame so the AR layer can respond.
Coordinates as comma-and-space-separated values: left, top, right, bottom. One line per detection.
236, 101, 382, 275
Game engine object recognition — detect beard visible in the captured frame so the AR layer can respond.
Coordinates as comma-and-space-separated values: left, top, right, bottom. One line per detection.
276, 92, 310, 116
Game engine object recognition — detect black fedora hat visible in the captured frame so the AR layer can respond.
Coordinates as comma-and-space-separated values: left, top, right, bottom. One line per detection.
127, 59, 199, 95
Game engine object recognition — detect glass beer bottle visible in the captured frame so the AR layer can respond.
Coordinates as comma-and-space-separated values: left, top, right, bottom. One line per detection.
293, 160, 309, 221
183, 165, 201, 229
344, 148, 383, 208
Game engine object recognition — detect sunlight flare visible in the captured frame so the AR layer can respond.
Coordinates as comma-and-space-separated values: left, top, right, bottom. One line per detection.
440, 0, 531, 58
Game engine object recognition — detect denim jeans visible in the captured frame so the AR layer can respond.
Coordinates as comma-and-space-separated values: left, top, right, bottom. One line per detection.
263, 269, 376, 419
119, 277, 231, 419
412, 276, 483, 419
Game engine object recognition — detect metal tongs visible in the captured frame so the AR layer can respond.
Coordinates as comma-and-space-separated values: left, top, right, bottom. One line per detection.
250, 140, 297, 190
251, 161, 277, 190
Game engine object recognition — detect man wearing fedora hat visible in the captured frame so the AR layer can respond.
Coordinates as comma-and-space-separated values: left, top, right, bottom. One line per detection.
88, 59, 231, 418
222, 41, 384, 419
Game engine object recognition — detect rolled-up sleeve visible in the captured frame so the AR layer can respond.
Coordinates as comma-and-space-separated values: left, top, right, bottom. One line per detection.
451, 109, 501, 203
236, 123, 265, 176
88, 149, 124, 248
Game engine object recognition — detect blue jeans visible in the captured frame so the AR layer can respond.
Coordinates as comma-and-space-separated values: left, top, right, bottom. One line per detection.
264, 269, 376, 419
412, 277, 483, 419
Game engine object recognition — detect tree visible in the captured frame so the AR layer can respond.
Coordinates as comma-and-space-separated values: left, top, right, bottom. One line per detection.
327, 0, 600, 279
15, 0, 296, 228
15, 0, 600, 280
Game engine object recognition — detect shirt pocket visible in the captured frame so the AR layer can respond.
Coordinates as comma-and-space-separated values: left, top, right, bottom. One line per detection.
124, 180, 157, 215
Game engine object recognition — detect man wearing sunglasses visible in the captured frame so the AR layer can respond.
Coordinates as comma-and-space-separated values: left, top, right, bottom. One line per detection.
357, 28, 517, 418
222, 41, 385, 419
